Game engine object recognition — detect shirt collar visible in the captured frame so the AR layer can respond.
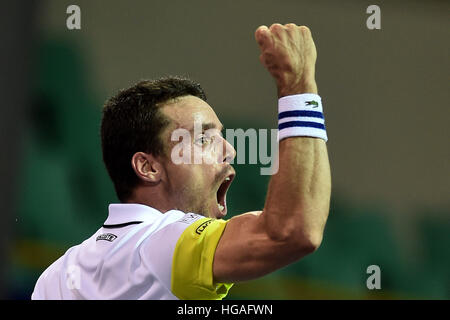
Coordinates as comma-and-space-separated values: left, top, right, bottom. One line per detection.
104, 203, 163, 226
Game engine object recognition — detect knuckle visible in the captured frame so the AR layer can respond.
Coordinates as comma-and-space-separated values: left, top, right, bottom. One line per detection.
270, 23, 283, 31
299, 25, 311, 34
256, 26, 266, 34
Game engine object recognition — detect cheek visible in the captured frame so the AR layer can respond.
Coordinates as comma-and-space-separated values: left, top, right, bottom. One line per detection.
184, 166, 217, 201
173, 165, 206, 190
164, 162, 192, 192
165, 160, 217, 199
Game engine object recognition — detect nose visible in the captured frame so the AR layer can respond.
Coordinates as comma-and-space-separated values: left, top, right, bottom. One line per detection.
221, 136, 236, 164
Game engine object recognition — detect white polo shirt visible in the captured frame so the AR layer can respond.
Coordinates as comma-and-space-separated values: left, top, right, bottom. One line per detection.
31, 204, 233, 300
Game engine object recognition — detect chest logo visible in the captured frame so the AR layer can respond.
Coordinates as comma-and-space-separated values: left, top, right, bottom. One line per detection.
96, 233, 117, 242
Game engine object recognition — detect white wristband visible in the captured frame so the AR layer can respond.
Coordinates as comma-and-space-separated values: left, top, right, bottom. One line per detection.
278, 93, 328, 142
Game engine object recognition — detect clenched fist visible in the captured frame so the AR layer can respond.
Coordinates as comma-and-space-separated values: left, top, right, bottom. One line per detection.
255, 23, 318, 97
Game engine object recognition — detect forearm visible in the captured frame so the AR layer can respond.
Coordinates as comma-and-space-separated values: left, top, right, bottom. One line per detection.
263, 134, 331, 245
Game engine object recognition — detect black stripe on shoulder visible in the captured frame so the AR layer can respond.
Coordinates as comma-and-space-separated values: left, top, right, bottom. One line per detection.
102, 221, 143, 229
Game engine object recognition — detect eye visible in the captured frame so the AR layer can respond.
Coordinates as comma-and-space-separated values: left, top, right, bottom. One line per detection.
195, 134, 212, 146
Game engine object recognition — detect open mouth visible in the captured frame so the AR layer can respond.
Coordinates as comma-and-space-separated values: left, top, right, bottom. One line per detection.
216, 172, 235, 217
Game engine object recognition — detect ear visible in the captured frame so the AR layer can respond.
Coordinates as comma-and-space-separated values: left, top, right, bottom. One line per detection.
131, 152, 164, 184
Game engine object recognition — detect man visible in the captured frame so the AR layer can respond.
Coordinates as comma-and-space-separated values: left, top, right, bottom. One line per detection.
32, 23, 331, 300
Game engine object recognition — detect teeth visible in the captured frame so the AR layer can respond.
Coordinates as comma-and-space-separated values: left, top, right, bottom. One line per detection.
225, 177, 230, 181
218, 203, 225, 211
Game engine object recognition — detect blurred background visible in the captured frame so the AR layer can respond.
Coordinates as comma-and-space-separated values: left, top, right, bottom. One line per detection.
1, 0, 449, 299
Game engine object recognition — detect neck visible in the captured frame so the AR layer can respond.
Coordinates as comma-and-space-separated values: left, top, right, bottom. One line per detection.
126, 187, 175, 213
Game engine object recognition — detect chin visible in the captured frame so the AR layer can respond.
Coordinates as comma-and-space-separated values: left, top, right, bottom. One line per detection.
211, 203, 227, 219
201, 202, 226, 220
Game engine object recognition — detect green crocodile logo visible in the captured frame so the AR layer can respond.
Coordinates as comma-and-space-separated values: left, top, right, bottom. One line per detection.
305, 100, 319, 108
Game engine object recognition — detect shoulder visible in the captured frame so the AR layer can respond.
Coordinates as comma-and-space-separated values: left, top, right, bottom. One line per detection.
142, 211, 232, 300
158, 211, 228, 250
142, 211, 220, 253
169, 215, 232, 300
151, 211, 205, 237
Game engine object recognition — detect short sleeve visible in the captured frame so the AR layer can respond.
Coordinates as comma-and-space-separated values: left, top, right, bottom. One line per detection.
171, 217, 233, 300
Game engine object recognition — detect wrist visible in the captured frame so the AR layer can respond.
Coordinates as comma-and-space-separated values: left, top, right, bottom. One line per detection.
277, 78, 318, 97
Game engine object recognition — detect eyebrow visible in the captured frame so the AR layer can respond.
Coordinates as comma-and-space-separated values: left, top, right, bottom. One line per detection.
189, 122, 224, 132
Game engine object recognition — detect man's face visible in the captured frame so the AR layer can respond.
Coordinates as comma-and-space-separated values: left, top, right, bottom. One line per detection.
158, 95, 236, 219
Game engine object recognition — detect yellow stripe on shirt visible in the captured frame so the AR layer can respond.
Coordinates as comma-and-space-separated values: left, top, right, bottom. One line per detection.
171, 217, 233, 300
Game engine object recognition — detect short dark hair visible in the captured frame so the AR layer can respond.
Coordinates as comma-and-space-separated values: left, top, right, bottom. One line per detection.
101, 76, 207, 202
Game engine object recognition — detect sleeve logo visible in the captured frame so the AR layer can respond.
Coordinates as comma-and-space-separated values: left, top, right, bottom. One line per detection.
195, 219, 213, 235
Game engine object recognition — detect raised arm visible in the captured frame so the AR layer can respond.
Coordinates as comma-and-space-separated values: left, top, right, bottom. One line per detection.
213, 24, 331, 283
